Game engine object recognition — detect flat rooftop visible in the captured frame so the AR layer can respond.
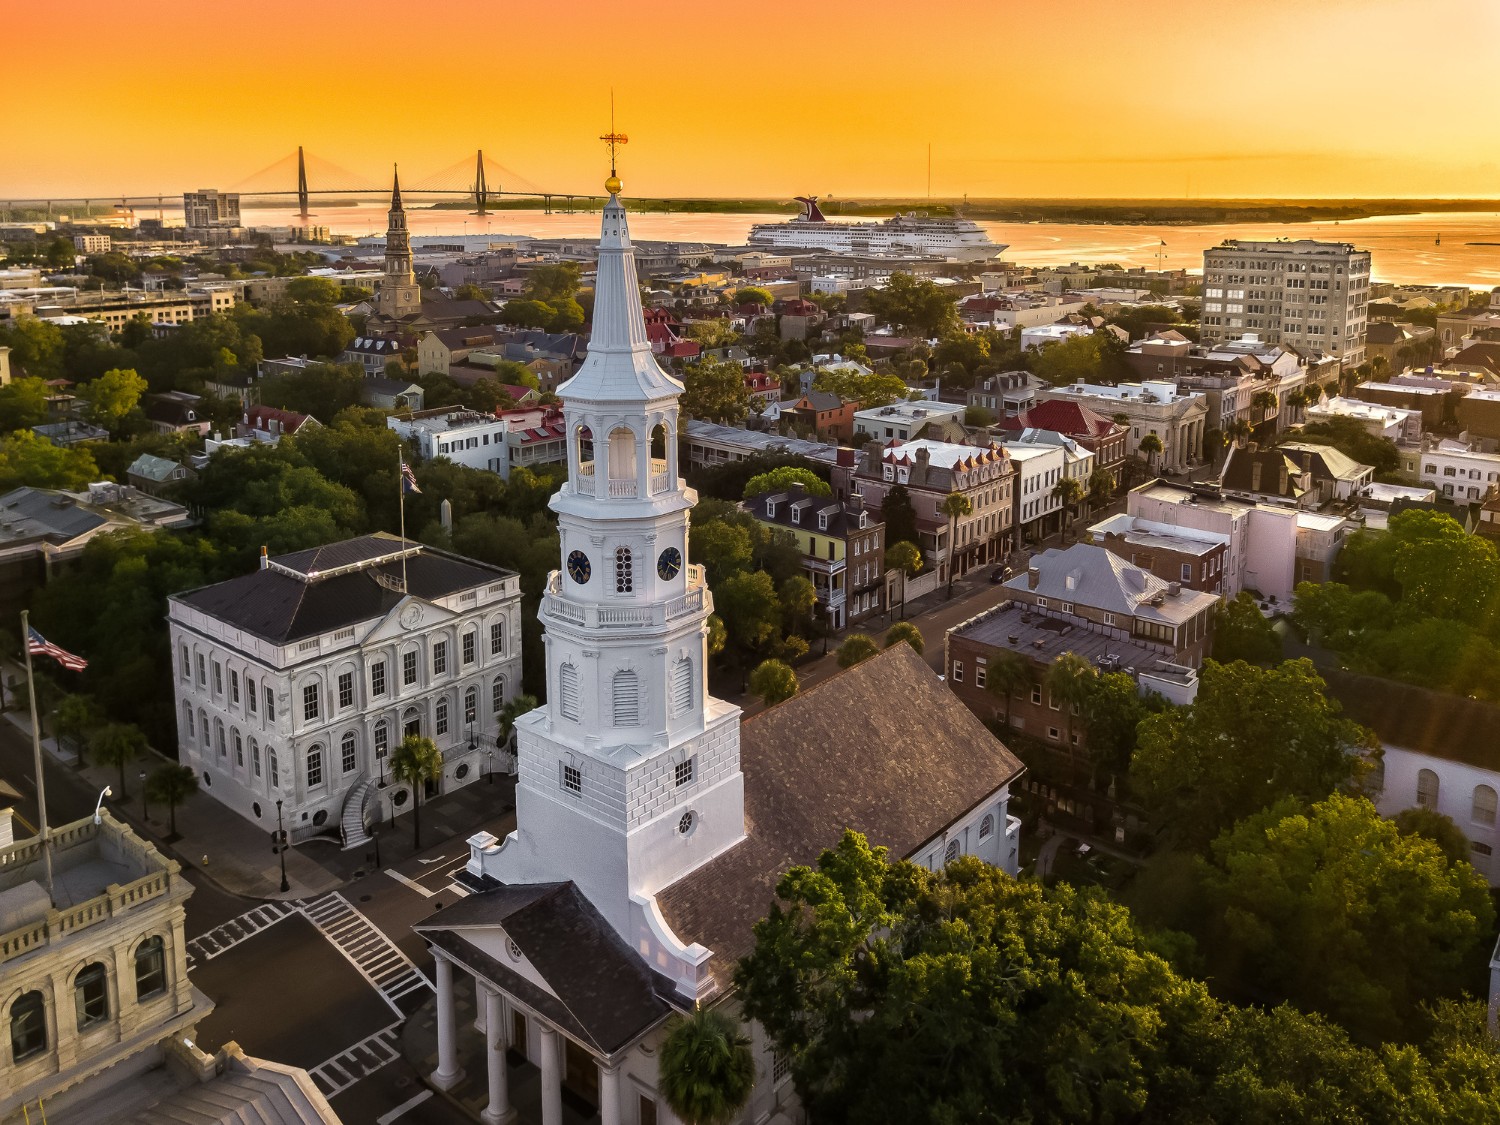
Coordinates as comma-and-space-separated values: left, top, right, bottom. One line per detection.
954, 600, 1191, 683
1089, 512, 1228, 557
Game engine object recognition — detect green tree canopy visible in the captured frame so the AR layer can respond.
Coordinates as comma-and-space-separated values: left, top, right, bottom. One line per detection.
284, 276, 342, 305
1133, 658, 1377, 846
680, 359, 750, 424
1031, 330, 1110, 387
743, 466, 830, 497
0, 375, 52, 432
883, 621, 924, 655
1199, 794, 1494, 1042
884, 540, 921, 577
90, 722, 147, 798
1212, 591, 1284, 666
1294, 415, 1400, 476
749, 659, 798, 705
82, 367, 147, 432
659, 1007, 756, 1125
0, 431, 101, 491
862, 273, 959, 338
145, 763, 198, 837
390, 734, 443, 848
256, 362, 367, 423
836, 633, 878, 668
524, 261, 583, 303
810, 368, 914, 409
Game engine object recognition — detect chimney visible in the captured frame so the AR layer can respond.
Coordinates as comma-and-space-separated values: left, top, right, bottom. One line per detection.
1027, 566, 1040, 589
836, 447, 855, 468
1251, 459, 1262, 493
259, 545, 269, 570
1279, 463, 1289, 494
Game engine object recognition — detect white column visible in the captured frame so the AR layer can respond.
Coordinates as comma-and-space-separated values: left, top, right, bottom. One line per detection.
480, 988, 514, 1125
431, 953, 464, 1091
599, 1061, 622, 1125
474, 975, 487, 1033
539, 1024, 562, 1125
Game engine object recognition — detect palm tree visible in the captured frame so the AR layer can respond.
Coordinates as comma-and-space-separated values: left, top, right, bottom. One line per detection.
1050, 475, 1085, 543
836, 634, 879, 668
884, 621, 924, 655
390, 735, 443, 849
56, 693, 100, 767
1251, 390, 1278, 426
986, 651, 1032, 729
1045, 652, 1097, 771
1085, 467, 1115, 513
1138, 433, 1163, 475
884, 541, 922, 620
1285, 389, 1307, 425
939, 491, 973, 598
659, 1006, 756, 1125
145, 764, 198, 839
90, 722, 147, 799
1225, 418, 1253, 449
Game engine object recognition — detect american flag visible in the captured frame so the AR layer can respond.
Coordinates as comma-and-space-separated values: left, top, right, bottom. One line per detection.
27, 627, 87, 672
400, 461, 422, 495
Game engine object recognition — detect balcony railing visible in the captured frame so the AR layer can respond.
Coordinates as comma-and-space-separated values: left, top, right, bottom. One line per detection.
543, 564, 708, 630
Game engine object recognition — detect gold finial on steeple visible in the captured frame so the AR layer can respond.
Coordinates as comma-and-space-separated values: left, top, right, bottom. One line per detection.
600, 90, 627, 195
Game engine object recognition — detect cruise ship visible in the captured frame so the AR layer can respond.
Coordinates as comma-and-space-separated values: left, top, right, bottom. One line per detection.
747, 197, 1005, 261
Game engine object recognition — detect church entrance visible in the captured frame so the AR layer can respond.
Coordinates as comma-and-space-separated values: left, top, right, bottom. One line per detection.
563, 1036, 599, 1109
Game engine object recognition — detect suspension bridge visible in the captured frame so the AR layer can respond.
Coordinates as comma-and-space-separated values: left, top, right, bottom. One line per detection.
1, 148, 606, 218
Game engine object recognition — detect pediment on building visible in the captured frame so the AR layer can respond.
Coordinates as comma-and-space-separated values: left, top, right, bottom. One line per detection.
363, 595, 458, 643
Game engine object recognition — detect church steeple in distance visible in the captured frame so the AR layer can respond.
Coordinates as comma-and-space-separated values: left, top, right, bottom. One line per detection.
376, 163, 421, 321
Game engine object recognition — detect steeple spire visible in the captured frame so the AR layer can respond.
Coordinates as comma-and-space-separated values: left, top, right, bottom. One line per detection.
390, 163, 403, 210
375, 162, 420, 321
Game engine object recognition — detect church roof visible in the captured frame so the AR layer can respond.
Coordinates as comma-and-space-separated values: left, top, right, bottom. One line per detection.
656, 644, 1024, 991
415, 882, 674, 1055
557, 192, 683, 404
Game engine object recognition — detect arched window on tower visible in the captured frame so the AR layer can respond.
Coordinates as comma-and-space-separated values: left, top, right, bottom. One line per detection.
558, 664, 581, 722
10, 990, 46, 1061
612, 669, 640, 726
615, 547, 634, 593
1473, 785, 1497, 826
650, 422, 671, 493
671, 658, 693, 717
607, 426, 636, 491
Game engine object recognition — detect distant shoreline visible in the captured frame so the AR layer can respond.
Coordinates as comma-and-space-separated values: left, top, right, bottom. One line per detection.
420, 196, 1500, 225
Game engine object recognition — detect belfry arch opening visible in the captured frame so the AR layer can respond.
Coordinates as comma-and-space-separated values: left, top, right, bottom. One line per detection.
607, 426, 636, 481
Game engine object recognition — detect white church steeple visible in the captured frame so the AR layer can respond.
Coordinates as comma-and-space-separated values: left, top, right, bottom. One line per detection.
472, 165, 745, 975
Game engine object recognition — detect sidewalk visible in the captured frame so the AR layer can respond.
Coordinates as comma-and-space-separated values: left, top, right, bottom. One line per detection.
1, 702, 518, 902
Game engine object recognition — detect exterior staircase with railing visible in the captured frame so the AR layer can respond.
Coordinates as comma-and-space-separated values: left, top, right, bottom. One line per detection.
339, 777, 375, 850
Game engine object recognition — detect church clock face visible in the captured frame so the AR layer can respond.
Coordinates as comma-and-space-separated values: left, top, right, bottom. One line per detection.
567, 550, 592, 584
657, 547, 683, 581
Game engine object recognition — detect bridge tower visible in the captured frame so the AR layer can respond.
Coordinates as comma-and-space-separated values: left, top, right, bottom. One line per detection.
297, 146, 310, 222
472, 149, 489, 216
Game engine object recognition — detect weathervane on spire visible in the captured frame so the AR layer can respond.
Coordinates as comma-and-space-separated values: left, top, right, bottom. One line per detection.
600, 90, 628, 195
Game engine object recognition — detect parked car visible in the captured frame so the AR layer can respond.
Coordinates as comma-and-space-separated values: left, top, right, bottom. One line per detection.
989, 566, 1011, 584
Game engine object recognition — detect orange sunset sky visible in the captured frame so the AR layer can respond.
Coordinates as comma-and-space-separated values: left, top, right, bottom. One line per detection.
7, 0, 1499, 201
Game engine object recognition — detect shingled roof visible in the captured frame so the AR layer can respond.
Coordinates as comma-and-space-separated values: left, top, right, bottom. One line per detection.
415, 883, 673, 1055
1323, 669, 1500, 773
657, 643, 1024, 989
172, 533, 513, 644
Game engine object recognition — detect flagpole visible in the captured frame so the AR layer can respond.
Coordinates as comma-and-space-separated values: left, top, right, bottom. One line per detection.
19, 611, 56, 905
398, 451, 408, 595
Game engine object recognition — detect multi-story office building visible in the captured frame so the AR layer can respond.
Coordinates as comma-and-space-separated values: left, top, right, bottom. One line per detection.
167, 533, 523, 845
182, 189, 241, 228
1200, 239, 1371, 367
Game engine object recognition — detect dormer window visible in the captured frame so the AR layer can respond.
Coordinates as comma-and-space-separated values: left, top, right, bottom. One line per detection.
766, 500, 777, 518
818, 512, 829, 531
791, 507, 801, 525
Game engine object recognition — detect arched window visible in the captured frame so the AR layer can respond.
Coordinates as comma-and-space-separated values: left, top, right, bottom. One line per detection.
232, 729, 243, 768
615, 546, 634, 593
214, 720, 226, 758
490, 617, 505, 658
247, 676, 257, 715
374, 721, 389, 761
436, 699, 450, 736
179, 644, 189, 680
492, 676, 506, 716
612, 670, 640, 726
134, 936, 167, 1000
341, 732, 357, 774
558, 663, 581, 722
1474, 785, 1497, 826
575, 424, 594, 469
979, 814, 995, 839
943, 839, 961, 864
74, 962, 109, 1029
306, 745, 324, 788
10, 990, 46, 1061
607, 425, 635, 481
464, 687, 477, 726
183, 704, 194, 740
670, 658, 693, 717
1416, 769, 1440, 808
264, 685, 275, 721
269, 748, 279, 789
198, 710, 208, 751
251, 738, 261, 777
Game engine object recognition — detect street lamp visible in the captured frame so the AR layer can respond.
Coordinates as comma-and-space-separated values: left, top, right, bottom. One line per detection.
139, 769, 147, 823
370, 821, 382, 870
93, 785, 112, 825
274, 799, 289, 894
486, 749, 493, 785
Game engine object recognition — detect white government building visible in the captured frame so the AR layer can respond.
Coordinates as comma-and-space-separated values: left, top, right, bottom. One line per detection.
167, 536, 523, 845
413, 173, 1024, 1125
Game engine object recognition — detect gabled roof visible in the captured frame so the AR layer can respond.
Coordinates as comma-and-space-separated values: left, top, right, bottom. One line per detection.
416, 882, 672, 1055
1219, 444, 1308, 501
1004, 542, 1166, 616
1279, 441, 1373, 483
243, 404, 316, 433
127, 453, 186, 482
1002, 398, 1121, 439
1452, 340, 1500, 374
791, 390, 848, 413
657, 645, 1023, 990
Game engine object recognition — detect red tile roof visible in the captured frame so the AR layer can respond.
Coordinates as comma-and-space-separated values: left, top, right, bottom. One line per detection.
1000, 399, 1120, 438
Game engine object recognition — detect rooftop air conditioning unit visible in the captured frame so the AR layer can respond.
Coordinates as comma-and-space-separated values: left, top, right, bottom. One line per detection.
1151, 593, 1166, 606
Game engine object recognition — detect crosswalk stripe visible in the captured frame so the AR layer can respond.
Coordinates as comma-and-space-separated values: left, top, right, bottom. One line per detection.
297, 892, 431, 1018
308, 1022, 404, 1097
185, 900, 301, 966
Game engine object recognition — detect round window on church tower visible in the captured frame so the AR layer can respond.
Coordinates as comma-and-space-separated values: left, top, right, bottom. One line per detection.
507, 938, 522, 962
678, 811, 695, 837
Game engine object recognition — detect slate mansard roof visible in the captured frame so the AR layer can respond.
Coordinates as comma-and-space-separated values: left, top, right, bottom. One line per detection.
171, 532, 515, 644
657, 643, 1024, 989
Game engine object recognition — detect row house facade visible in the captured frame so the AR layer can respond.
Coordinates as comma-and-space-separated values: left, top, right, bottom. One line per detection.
744, 487, 886, 629
833, 439, 1015, 583
167, 534, 522, 846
